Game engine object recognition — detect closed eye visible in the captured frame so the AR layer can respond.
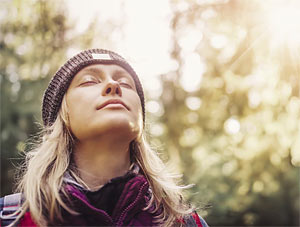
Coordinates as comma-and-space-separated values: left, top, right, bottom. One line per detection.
80, 80, 98, 86
120, 82, 132, 88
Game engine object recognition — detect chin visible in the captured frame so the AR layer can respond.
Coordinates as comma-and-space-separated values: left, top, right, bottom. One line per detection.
73, 114, 141, 141
95, 116, 139, 136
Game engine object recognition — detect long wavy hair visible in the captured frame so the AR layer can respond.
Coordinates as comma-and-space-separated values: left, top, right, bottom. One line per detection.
13, 95, 192, 226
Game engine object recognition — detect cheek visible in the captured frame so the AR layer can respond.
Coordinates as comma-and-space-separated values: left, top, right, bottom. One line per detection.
66, 92, 93, 132
67, 96, 81, 119
129, 94, 143, 119
131, 97, 144, 131
67, 88, 95, 115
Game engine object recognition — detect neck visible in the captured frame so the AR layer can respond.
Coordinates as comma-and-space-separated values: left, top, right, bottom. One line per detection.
73, 135, 132, 191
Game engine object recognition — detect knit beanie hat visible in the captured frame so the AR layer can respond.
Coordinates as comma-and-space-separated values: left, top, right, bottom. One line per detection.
42, 49, 145, 127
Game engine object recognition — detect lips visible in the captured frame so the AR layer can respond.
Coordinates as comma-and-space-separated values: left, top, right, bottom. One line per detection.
97, 99, 130, 111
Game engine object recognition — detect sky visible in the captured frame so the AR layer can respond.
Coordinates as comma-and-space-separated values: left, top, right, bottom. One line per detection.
65, 0, 174, 97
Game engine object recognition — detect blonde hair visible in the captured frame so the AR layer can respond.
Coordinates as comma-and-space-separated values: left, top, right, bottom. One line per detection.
13, 96, 192, 226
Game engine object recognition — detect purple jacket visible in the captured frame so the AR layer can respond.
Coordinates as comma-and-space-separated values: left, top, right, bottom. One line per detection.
0, 164, 208, 226
51, 165, 160, 226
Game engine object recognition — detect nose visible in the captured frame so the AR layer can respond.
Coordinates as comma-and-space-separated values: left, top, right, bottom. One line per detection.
102, 80, 122, 97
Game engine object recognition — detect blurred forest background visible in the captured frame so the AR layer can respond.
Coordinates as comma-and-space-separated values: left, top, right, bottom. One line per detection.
1, 0, 299, 226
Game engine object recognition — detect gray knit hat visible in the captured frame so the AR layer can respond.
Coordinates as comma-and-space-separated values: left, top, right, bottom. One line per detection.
42, 49, 145, 127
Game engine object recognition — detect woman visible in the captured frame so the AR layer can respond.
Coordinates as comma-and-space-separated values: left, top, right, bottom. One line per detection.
0, 49, 208, 226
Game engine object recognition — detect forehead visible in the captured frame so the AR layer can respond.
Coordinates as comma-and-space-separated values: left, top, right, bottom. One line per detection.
70, 63, 137, 91
76, 63, 131, 78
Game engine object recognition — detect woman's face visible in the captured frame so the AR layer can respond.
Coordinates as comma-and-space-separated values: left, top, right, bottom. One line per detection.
66, 63, 143, 141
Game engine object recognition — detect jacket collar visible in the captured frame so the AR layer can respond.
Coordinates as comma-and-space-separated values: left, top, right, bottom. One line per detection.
62, 164, 151, 226
63, 162, 140, 192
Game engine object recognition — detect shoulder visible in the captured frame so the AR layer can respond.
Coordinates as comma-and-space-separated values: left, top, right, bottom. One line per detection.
181, 211, 209, 227
0, 193, 22, 216
0, 193, 20, 225
0, 193, 37, 227
192, 211, 209, 227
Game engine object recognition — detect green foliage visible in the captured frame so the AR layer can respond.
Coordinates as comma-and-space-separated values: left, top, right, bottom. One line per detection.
145, 0, 300, 225
1, 0, 299, 226
0, 0, 95, 196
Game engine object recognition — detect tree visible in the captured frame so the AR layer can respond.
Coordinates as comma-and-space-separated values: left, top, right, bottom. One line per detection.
0, 0, 99, 196
146, 0, 300, 225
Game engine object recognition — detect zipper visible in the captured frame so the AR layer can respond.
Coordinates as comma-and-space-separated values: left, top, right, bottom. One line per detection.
115, 181, 148, 226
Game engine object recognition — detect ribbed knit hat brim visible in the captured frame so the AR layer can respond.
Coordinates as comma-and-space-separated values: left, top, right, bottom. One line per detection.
42, 49, 145, 127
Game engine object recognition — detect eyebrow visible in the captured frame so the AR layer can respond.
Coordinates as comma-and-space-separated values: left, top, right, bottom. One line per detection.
113, 70, 132, 79
78, 67, 135, 86
113, 70, 136, 89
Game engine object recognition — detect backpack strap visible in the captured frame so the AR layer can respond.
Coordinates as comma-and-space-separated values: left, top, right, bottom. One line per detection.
183, 211, 209, 227
0, 193, 22, 226
191, 211, 209, 227
183, 213, 198, 226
